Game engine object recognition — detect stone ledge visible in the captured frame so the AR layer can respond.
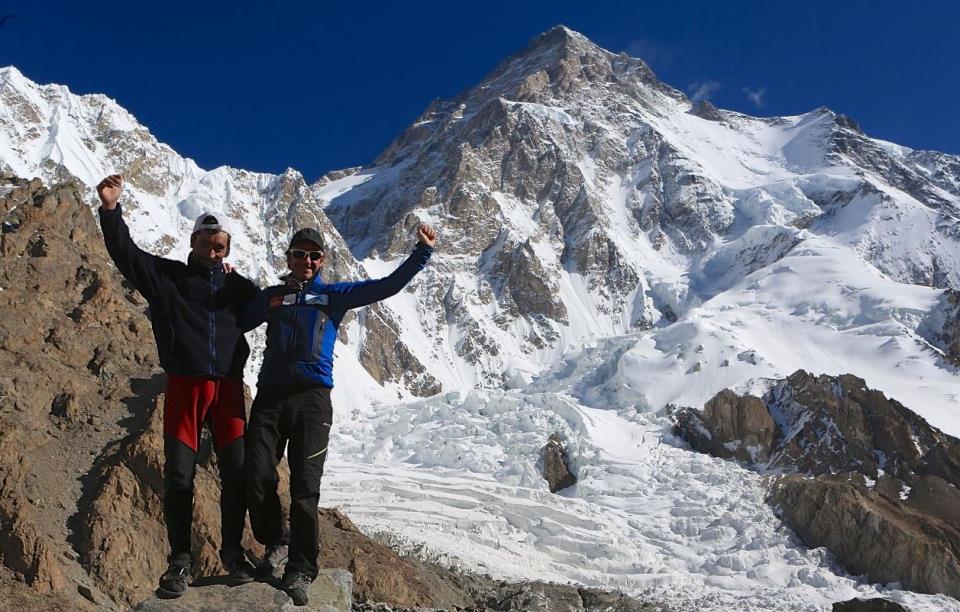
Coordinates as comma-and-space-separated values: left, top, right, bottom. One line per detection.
133, 569, 352, 611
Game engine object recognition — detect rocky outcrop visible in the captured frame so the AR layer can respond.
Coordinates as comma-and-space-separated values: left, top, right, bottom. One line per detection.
541, 434, 577, 493
763, 371, 960, 479
674, 370, 960, 600
0, 175, 162, 607
928, 288, 960, 365
673, 390, 778, 463
358, 303, 442, 397
0, 446, 66, 594
690, 100, 723, 122
316, 508, 473, 609
832, 598, 909, 611
770, 475, 960, 600
473, 580, 659, 611
133, 569, 352, 611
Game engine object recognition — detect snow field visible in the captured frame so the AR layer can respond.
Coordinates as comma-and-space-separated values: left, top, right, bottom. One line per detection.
322, 390, 958, 611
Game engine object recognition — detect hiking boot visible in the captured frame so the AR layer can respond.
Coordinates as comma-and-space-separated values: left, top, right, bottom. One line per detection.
256, 543, 289, 578
221, 547, 256, 586
157, 558, 190, 598
281, 570, 312, 606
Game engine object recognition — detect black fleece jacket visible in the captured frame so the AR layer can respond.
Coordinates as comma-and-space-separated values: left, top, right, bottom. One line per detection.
99, 205, 258, 378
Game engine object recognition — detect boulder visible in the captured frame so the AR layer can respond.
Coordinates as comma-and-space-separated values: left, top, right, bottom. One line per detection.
541, 434, 577, 493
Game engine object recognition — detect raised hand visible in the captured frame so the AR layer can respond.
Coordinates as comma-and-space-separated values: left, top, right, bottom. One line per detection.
416, 223, 437, 248
96, 175, 124, 210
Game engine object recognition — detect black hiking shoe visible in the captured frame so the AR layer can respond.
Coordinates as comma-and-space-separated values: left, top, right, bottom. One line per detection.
256, 543, 289, 578
221, 547, 256, 586
156, 558, 190, 598
281, 570, 312, 606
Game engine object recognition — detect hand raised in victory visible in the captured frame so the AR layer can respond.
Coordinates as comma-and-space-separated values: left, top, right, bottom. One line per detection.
416, 223, 437, 248
96, 175, 124, 210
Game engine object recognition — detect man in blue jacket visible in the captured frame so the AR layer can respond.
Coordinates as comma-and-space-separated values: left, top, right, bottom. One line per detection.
242, 224, 436, 606
96, 175, 259, 598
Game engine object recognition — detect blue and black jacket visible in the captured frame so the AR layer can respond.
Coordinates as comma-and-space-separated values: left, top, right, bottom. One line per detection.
242, 244, 433, 388
99, 205, 259, 378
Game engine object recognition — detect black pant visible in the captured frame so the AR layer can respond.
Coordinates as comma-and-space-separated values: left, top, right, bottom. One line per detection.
246, 384, 333, 578
163, 435, 246, 563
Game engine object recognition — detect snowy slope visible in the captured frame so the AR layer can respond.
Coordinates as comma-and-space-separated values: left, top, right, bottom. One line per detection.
2, 24, 960, 611
321, 392, 959, 611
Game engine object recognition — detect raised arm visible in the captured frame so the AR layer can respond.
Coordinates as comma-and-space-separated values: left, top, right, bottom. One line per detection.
96, 175, 164, 300
331, 224, 436, 310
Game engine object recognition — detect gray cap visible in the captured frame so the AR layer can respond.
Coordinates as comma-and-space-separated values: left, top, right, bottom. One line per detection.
288, 227, 325, 250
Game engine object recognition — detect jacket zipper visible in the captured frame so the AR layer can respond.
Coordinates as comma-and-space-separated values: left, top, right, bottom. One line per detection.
209, 267, 217, 375
288, 285, 303, 363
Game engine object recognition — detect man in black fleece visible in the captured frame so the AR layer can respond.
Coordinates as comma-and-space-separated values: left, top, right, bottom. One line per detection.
96, 174, 259, 598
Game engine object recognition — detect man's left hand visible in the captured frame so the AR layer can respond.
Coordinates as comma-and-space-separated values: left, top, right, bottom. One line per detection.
416, 223, 437, 248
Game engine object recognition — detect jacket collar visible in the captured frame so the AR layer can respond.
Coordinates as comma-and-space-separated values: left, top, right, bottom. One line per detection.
186, 253, 225, 276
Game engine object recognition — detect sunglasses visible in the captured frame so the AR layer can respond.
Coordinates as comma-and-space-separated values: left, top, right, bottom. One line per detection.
288, 248, 324, 261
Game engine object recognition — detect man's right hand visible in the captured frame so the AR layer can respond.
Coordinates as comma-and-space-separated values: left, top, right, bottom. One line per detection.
96, 175, 124, 210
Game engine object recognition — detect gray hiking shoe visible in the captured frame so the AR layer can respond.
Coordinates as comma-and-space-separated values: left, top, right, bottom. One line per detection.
157, 558, 190, 598
221, 547, 256, 586
281, 570, 312, 606
256, 543, 289, 578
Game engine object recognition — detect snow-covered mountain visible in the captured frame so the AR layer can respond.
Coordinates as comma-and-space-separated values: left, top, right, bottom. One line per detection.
2, 25, 959, 610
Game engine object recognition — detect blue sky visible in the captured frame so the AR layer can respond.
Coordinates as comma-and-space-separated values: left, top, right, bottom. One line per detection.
3, 1, 958, 180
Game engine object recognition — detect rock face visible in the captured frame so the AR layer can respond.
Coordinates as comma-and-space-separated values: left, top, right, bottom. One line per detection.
926, 287, 960, 365
673, 390, 778, 463
760, 371, 960, 479
674, 370, 960, 600
315, 508, 472, 609
133, 569, 352, 611
769, 476, 960, 600
0, 175, 161, 607
358, 303, 442, 397
541, 433, 577, 492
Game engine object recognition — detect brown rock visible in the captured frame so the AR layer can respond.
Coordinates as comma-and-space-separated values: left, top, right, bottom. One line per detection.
833, 597, 910, 612
0, 175, 161, 606
316, 508, 472, 609
936, 288, 960, 365
832, 598, 909, 611
769, 474, 960, 599
677, 370, 960, 601
764, 371, 953, 479
0, 459, 66, 593
358, 302, 441, 397
541, 433, 577, 493
672, 389, 778, 463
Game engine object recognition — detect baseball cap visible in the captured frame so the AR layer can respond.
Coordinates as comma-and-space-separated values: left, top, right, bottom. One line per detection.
288, 227, 325, 250
192, 212, 232, 236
